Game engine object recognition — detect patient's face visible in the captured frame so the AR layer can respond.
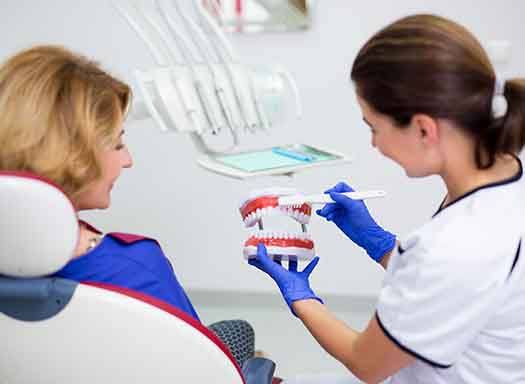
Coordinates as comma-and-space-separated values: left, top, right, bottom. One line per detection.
74, 129, 133, 211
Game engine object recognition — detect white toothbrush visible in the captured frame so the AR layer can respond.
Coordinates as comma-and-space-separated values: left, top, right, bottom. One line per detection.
277, 190, 386, 207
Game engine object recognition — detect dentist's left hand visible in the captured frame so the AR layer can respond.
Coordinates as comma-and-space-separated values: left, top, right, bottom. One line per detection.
248, 243, 323, 316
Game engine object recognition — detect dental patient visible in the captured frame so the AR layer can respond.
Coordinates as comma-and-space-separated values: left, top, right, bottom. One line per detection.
0, 45, 198, 321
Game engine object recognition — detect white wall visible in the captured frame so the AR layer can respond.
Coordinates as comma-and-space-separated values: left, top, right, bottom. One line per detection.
2, 1, 524, 300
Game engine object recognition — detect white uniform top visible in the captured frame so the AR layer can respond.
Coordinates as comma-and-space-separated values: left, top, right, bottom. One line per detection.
378, 158, 525, 384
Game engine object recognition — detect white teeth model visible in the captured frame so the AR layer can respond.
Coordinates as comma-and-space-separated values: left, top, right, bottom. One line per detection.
251, 231, 312, 241
243, 244, 315, 262
239, 188, 313, 228
240, 187, 317, 262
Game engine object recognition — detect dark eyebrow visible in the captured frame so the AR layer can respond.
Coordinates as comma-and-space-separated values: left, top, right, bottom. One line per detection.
362, 117, 373, 128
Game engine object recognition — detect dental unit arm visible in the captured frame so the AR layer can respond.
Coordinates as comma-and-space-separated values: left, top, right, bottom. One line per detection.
115, 0, 351, 179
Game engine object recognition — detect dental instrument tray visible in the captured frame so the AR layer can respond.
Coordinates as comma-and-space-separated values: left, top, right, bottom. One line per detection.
197, 144, 351, 179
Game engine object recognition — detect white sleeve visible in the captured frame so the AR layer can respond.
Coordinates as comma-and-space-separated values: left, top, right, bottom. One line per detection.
376, 232, 511, 367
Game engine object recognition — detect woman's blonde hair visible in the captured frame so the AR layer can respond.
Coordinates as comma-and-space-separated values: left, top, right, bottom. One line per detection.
0, 45, 131, 199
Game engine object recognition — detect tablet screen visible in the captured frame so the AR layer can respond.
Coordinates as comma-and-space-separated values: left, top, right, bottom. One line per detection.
215, 144, 342, 173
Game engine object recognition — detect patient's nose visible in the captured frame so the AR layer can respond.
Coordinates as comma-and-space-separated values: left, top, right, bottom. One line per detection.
122, 147, 133, 168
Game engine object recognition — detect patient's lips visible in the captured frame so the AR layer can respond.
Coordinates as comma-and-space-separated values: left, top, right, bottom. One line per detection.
239, 188, 312, 227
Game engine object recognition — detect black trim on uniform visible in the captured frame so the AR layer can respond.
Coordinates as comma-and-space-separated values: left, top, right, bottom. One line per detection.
508, 239, 521, 279
433, 196, 447, 217
433, 155, 523, 218
375, 312, 453, 369
397, 245, 405, 255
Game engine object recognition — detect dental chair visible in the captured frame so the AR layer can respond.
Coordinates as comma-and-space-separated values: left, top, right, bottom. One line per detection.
0, 171, 276, 384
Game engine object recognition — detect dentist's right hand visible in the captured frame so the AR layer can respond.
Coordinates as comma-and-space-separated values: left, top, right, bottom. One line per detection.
316, 182, 396, 263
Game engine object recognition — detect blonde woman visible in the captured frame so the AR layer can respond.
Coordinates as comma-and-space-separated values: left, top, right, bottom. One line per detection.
0, 45, 199, 321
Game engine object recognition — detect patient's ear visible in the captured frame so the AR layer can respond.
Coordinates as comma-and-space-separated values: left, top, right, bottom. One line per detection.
411, 114, 440, 146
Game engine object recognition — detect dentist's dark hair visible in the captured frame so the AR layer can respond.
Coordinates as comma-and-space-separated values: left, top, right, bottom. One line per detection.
350, 14, 525, 169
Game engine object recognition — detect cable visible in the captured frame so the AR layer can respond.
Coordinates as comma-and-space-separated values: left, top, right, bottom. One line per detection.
155, 0, 223, 135
193, 0, 269, 133
112, 0, 168, 66
162, 0, 240, 144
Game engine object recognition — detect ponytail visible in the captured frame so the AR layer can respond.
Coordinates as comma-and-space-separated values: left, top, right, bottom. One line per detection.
500, 79, 525, 153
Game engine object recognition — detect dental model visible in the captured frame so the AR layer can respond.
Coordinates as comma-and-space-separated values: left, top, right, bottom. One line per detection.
239, 188, 315, 261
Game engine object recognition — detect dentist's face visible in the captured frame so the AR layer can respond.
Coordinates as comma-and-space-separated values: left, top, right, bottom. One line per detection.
74, 129, 133, 210
357, 95, 433, 177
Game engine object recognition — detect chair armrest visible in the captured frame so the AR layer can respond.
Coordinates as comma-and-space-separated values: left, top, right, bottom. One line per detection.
242, 357, 276, 384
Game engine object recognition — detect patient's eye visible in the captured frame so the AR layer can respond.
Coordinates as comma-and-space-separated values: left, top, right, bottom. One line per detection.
362, 116, 375, 132
115, 142, 125, 150
114, 130, 126, 150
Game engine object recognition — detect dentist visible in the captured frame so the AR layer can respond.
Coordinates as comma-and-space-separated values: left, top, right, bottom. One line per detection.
249, 14, 525, 383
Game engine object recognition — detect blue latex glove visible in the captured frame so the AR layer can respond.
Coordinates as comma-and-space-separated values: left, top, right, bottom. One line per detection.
316, 182, 396, 262
248, 243, 323, 316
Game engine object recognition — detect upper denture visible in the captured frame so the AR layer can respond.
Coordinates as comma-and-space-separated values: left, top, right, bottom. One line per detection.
240, 194, 312, 227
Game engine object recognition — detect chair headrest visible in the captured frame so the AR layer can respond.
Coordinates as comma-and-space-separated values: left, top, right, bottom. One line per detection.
0, 172, 79, 277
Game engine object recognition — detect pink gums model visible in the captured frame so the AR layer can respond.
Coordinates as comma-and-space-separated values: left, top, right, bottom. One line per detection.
239, 188, 315, 261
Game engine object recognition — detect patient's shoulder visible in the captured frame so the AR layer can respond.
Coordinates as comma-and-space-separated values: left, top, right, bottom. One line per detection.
107, 232, 158, 245
79, 221, 159, 247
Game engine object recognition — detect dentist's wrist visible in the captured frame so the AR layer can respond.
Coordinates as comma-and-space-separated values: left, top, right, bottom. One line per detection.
365, 231, 396, 262
292, 297, 325, 318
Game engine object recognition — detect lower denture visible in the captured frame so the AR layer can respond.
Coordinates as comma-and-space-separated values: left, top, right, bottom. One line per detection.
244, 236, 314, 249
